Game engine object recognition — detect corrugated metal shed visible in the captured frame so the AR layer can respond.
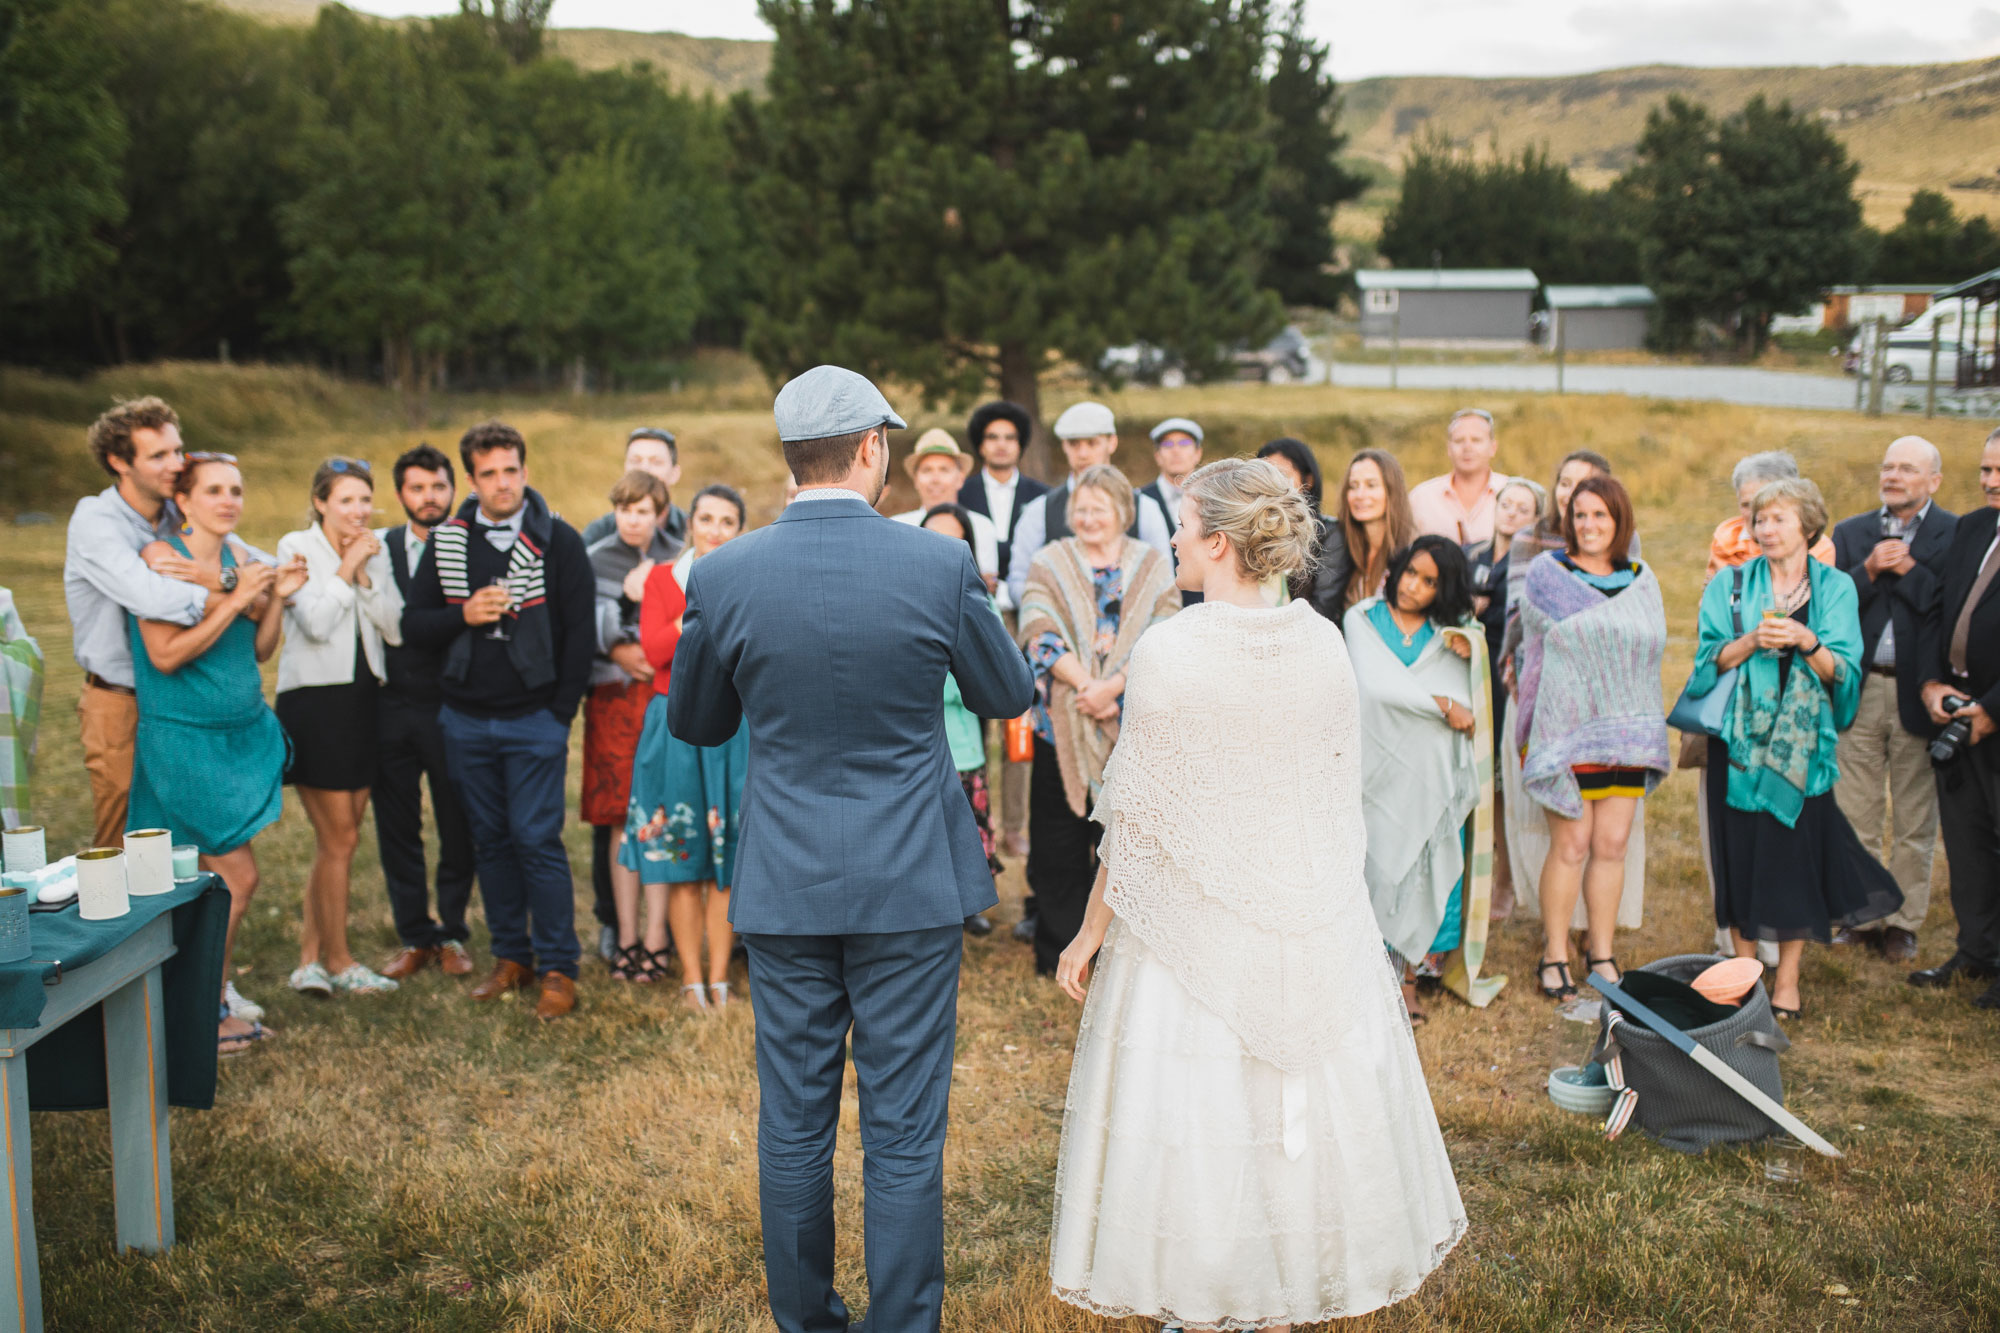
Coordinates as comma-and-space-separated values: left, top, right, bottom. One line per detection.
1355, 269, 1540, 292
1544, 284, 1655, 310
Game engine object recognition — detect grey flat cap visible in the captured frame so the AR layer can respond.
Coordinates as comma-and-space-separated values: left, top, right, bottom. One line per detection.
1053, 401, 1116, 439
773, 365, 907, 443
1149, 416, 1203, 445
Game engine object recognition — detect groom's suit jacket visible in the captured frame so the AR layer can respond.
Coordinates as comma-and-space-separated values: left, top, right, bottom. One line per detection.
667, 491, 1035, 935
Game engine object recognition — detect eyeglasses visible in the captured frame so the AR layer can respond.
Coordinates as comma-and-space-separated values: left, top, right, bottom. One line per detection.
326, 457, 372, 475
184, 450, 238, 464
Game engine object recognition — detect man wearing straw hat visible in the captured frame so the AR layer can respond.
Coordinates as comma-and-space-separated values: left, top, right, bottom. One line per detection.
889, 429, 1002, 595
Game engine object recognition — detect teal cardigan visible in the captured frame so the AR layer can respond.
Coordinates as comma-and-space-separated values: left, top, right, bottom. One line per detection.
942, 671, 986, 773
1685, 555, 1863, 823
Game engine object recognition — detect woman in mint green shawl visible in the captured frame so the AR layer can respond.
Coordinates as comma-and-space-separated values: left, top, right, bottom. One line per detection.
1683, 478, 1901, 1019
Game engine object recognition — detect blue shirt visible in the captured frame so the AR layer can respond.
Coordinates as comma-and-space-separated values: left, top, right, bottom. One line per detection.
63, 486, 210, 689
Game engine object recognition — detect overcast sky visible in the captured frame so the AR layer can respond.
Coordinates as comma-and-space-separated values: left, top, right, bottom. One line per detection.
347, 1, 2000, 79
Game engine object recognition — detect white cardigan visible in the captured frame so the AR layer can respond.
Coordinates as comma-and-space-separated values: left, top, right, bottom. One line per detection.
275, 523, 402, 694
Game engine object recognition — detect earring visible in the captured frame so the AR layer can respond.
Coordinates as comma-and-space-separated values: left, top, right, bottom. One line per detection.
179, 521, 193, 536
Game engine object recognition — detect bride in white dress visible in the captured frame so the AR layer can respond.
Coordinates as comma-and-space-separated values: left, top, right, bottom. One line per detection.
1050, 457, 1466, 1331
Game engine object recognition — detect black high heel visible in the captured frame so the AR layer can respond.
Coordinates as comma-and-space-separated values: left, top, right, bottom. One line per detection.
610, 942, 647, 982
1587, 956, 1622, 985
1538, 959, 1577, 1000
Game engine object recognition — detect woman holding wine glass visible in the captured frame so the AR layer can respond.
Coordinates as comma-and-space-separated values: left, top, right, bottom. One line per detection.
276, 458, 405, 998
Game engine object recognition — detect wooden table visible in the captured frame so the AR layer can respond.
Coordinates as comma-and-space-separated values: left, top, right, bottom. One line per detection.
0, 913, 178, 1333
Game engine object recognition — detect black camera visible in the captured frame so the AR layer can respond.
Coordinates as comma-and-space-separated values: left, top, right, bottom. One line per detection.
1930, 695, 1974, 765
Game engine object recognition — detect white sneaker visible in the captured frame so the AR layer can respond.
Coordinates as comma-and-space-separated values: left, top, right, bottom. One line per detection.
329, 963, 399, 995
224, 981, 264, 1023
289, 961, 333, 996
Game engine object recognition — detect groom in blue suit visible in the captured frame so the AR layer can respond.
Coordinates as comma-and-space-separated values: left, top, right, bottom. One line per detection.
668, 366, 1035, 1333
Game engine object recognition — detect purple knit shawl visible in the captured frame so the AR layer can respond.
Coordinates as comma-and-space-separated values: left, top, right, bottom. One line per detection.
1514, 552, 1671, 819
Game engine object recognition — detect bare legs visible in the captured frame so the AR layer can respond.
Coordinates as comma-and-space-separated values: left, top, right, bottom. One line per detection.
1733, 931, 1805, 1011
202, 843, 262, 1041
296, 785, 369, 974
668, 881, 735, 1005
611, 831, 669, 978
1539, 795, 1637, 983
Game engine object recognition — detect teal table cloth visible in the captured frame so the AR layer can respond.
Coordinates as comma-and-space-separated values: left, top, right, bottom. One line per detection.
1, 876, 229, 1111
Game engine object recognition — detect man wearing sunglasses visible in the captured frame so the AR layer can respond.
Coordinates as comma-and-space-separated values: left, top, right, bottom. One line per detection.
577, 427, 687, 960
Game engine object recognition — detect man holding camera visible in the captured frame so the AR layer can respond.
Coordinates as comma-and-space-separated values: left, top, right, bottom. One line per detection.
1830, 436, 1955, 962
1913, 425, 2000, 1009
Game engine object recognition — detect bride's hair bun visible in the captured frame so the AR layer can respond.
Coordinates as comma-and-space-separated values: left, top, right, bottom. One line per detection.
1182, 458, 1315, 584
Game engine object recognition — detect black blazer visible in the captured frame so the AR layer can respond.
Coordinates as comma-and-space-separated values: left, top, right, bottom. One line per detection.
958, 469, 1048, 585
1922, 504, 2000, 720
1832, 503, 1957, 737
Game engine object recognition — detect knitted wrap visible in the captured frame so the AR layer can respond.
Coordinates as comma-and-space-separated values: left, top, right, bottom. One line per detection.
1515, 552, 1671, 820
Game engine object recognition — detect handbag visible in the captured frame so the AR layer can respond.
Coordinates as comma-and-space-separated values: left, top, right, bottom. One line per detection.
1667, 566, 1743, 739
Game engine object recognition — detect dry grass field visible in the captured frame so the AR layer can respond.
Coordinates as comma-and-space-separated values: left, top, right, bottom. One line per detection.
1, 360, 1997, 1332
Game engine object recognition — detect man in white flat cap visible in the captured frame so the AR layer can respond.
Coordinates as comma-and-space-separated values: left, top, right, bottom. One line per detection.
668, 365, 1033, 1333
1140, 416, 1205, 605
1002, 400, 1172, 608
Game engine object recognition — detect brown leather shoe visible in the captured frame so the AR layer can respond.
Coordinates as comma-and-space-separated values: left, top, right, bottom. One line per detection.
438, 940, 475, 977
379, 946, 437, 981
1880, 927, 1919, 963
470, 958, 534, 1000
534, 972, 577, 1020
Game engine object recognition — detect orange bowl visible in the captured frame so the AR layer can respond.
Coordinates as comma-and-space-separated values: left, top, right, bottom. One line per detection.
1691, 956, 1763, 1006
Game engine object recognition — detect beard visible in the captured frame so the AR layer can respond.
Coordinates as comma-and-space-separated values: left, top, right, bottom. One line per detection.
403, 499, 450, 526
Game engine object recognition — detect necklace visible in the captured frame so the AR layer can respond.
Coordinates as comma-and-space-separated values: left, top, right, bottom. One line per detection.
1777, 564, 1811, 612
1388, 605, 1423, 645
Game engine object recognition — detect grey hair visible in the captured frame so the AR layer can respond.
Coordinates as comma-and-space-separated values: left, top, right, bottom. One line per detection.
1983, 424, 2000, 449
1448, 408, 1495, 435
1730, 450, 1800, 493
1885, 435, 1944, 474
1067, 463, 1136, 535
1749, 477, 1830, 546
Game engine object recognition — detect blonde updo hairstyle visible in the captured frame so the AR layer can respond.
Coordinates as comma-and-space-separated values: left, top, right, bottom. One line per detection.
1066, 463, 1137, 535
1181, 457, 1316, 584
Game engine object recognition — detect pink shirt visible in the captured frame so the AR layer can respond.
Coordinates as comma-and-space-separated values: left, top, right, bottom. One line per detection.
1408, 471, 1505, 546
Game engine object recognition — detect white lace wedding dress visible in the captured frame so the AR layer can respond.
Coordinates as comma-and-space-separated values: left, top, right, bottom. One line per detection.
1050, 600, 1466, 1329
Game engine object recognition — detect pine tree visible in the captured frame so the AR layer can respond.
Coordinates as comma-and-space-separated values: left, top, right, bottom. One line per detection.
734, 0, 1283, 472
1261, 0, 1364, 308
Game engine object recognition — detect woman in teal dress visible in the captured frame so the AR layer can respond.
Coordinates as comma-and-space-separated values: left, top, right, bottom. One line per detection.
133, 453, 304, 1054
623, 485, 749, 1010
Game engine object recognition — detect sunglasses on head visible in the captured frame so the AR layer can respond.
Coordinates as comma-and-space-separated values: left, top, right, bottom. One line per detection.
327, 457, 372, 476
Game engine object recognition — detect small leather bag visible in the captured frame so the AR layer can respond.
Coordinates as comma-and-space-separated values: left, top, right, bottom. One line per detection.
1667, 566, 1744, 739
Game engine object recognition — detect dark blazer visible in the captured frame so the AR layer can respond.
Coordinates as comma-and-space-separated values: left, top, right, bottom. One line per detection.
1833, 502, 1957, 736
668, 493, 1035, 934
1922, 503, 2000, 719
957, 469, 1048, 586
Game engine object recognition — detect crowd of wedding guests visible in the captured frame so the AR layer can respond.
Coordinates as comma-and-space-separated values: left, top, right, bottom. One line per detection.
49, 391, 2000, 1055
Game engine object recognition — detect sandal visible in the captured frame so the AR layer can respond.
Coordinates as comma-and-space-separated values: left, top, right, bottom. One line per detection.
707, 981, 731, 1010
218, 1004, 273, 1058
610, 942, 647, 982
1538, 959, 1578, 1000
1771, 1000, 1802, 1020
1588, 956, 1622, 985
637, 948, 674, 985
680, 983, 710, 1011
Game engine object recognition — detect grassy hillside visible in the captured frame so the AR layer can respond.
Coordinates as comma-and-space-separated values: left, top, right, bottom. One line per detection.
1341, 58, 2000, 230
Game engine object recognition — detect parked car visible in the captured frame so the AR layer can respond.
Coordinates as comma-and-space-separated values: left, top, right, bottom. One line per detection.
1098, 326, 1313, 387
1845, 332, 1961, 383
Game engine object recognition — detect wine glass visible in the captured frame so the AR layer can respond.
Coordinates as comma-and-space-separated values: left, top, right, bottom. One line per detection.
485, 576, 512, 641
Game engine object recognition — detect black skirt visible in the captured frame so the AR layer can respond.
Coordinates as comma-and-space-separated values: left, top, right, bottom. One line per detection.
1705, 736, 1902, 942
279, 636, 379, 792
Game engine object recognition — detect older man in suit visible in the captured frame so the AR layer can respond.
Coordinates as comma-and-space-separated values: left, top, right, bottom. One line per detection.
1913, 425, 2000, 1011
669, 366, 1034, 1333
1830, 435, 1956, 962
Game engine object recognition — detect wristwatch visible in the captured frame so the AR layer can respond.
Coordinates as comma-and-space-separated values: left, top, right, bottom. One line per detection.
218, 566, 239, 594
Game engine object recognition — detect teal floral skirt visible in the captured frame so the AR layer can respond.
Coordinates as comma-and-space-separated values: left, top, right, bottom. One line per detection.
619, 694, 747, 887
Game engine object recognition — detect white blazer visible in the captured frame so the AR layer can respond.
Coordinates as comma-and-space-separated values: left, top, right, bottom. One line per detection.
275, 523, 403, 694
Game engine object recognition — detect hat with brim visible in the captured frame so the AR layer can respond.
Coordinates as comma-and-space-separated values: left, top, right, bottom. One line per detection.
1149, 416, 1204, 446
902, 428, 975, 479
773, 365, 907, 443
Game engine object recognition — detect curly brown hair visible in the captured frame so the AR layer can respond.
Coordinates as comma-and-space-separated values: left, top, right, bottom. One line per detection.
87, 397, 180, 479
458, 420, 527, 474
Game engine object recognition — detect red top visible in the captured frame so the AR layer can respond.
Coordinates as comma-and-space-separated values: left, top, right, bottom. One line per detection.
638, 561, 688, 699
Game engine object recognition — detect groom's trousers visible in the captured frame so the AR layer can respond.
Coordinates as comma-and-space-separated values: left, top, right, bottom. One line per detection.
742, 925, 964, 1333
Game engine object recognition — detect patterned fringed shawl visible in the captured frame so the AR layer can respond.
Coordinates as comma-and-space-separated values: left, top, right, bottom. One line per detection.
1018, 537, 1180, 818
1515, 552, 1671, 821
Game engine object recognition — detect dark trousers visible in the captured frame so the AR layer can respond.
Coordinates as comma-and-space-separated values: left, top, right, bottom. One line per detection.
374, 691, 476, 949
590, 823, 616, 930
742, 925, 962, 1333
1936, 739, 2000, 965
439, 705, 580, 978
1025, 736, 1099, 976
